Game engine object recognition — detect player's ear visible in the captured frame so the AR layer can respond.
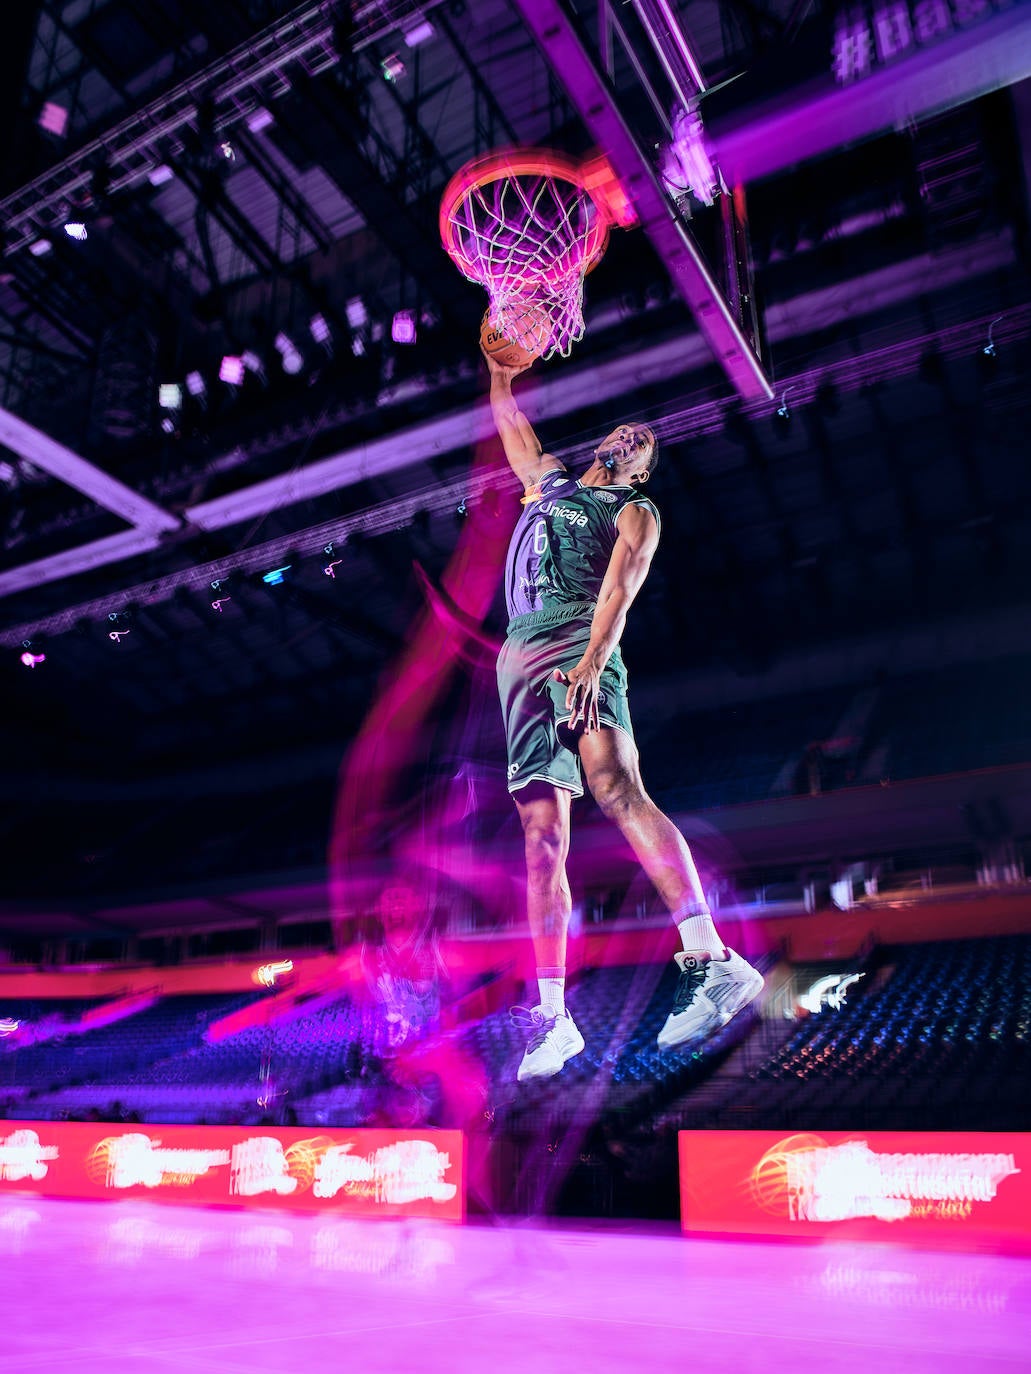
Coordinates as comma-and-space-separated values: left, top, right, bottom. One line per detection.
634, 469, 650, 485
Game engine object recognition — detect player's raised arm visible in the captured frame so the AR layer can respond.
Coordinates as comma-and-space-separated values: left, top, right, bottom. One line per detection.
482, 349, 563, 493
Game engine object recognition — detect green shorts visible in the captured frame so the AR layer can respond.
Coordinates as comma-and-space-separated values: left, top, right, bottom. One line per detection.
497, 601, 636, 797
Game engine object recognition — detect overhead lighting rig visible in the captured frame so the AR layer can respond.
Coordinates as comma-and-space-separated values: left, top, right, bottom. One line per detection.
0, 0, 451, 259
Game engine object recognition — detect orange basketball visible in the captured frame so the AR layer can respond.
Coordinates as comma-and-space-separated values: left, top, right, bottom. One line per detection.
479, 309, 544, 369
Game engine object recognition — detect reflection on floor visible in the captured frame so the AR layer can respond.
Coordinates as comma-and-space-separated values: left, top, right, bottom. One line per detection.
2, 1196, 1027, 1373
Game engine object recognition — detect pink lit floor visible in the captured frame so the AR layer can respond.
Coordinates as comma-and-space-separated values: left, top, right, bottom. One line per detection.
1, 1197, 1027, 1373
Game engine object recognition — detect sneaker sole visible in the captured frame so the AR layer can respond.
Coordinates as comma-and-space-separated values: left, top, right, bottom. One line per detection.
517, 1033, 586, 1082
657, 975, 763, 1049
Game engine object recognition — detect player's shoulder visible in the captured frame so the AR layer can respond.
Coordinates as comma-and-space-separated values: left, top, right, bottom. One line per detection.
615, 490, 661, 540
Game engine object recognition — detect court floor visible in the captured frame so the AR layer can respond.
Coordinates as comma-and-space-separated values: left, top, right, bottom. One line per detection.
1, 1195, 1027, 1373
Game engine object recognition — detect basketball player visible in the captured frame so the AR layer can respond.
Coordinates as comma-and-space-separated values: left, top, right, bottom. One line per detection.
484, 350, 764, 1081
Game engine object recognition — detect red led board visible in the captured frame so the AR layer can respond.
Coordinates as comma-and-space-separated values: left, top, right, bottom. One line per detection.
0, 1122, 464, 1221
680, 1130, 1031, 1253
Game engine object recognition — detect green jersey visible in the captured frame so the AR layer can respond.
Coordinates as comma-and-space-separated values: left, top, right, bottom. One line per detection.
504, 468, 659, 619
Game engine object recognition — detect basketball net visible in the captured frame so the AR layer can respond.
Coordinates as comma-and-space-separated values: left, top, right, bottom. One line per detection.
440, 151, 630, 360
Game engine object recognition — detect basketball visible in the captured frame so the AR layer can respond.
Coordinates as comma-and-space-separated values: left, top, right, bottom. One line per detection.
479, 309, 544, 369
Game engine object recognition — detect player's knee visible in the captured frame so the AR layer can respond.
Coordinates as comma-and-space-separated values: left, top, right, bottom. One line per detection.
521, 814, 567, 871
588, 764, 642, 820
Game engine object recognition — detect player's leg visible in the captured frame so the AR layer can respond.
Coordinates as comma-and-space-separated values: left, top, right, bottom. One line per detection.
511, 783, 585, 1080
578, 726, 763, 1047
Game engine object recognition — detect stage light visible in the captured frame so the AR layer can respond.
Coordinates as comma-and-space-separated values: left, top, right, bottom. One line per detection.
63, 222, 88, 242
262, 564, 292, 586
351, 335, 366, 357
253, 959, 294, 988
310, 313, 332, 346
39, 101, 69, 137
107, 610, 133, 643
185, 370, 206, 398
220, 355, 245, 386
982, 316, 1002, 359
403, 18, 435, 46
158, 382, 183, 410
148, 163, 174, 187
663, 106, 717, 207
160, 416, 177, 435
381, 53, 406, 82
345, 297, 367, 330
29, 238, 52, 257
241, 350, 265, 380
246, 106, 275, 134
274, 332, 304, 375
392, 310, 417, 345
216, 139, 235, 163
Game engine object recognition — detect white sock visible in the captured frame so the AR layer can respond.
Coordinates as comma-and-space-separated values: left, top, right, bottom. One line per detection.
676, 911, 725, 959
537, 968, 565, 1016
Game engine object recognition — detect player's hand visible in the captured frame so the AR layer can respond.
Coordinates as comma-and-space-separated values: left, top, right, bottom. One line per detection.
480, 345, 534, 380
554, 662, 602, 735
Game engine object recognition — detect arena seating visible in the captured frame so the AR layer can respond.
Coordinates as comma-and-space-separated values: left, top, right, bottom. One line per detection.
2, 936, 1028, 1136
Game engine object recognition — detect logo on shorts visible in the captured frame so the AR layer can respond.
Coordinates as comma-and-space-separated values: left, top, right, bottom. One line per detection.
508, 763, 519, 780
592, 490, 617, 503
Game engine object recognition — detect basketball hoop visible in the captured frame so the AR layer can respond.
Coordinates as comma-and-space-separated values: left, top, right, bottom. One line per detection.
439, 149, 632, 360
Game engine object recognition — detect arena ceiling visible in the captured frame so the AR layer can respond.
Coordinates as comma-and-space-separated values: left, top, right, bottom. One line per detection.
0, 0, 1030, 922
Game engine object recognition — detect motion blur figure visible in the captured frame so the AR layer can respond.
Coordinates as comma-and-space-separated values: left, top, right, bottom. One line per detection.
484, 350, 764, 1082
353, 875, 493, 1203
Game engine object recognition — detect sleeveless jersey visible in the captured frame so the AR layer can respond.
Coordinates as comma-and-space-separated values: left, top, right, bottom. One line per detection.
505, 468, 660, 619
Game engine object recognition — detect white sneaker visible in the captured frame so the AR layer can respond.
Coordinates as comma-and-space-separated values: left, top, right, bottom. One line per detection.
512, 1005, 585, 1082
657, 949, 764, 1049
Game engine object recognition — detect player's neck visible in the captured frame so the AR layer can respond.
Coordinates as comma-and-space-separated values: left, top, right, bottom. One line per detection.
581, 462, 635, 489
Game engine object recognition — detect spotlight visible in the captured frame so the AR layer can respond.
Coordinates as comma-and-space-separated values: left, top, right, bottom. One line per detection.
159, 382, 183, 410
309, 313, 332, 346
219, 355, 245, 385
185, 370, 206, 399
63, 222, 88, 242
274, 331, 304, 375
28, 238, 53, 257
381, 53, 406, 82
351, 335, 366, 358
241, 349, 265, 377
246, 106, 274, 134
323, 540, 343, 577
773, 389, 793, 434
160, 416, 178, 435
38, 101, 69, 137
392, 309, 417, 345
982, 316, 1002, 359
345, 297, 367, 330
662, 106, 717, 207
148, 163, 174, 187
262, 564, 293, 586
107, 610, 133, 643
403, 18, 435, 46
